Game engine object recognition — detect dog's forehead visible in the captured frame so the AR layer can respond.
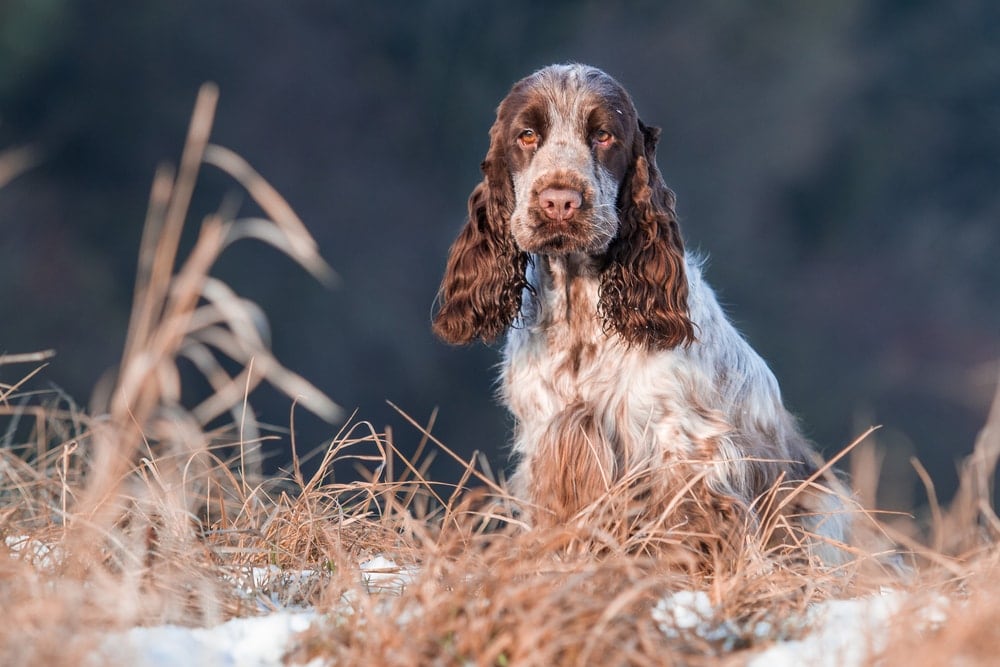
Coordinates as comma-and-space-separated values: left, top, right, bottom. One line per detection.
503, 64, 633, 125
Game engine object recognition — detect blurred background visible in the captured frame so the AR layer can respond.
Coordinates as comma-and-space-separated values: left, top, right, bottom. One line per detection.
1, 1, 997, 510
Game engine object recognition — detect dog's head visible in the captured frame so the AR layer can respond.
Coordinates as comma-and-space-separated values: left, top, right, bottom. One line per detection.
433, 64, 694, 350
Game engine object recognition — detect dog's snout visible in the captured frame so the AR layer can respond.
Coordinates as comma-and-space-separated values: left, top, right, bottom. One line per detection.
538, 187, 583, 222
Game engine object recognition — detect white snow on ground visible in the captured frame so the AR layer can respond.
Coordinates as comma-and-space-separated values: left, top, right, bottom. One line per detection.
5, 534, 62, 570
92, 586, 921, 667
95, 587, 921, 666
747, 592, 901, 667
92, 610, 318, 667
90, 555, 418, 667
2, 545, 931, 667
358, 554, 418, 594
652, 587, 900, 660
653, 589, 744, 648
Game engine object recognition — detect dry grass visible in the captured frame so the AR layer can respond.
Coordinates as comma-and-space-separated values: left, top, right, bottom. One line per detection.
2, 87, 1000, 666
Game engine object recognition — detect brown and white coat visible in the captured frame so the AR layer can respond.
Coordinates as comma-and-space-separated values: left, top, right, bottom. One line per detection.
434, 64, 849, 563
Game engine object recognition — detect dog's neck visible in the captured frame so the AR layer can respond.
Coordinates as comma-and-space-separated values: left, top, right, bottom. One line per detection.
528, 252, 604, 349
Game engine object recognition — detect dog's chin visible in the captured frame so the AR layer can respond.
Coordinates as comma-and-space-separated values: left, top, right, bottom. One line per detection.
525, 234, 589, 256
515, 221, 608, 256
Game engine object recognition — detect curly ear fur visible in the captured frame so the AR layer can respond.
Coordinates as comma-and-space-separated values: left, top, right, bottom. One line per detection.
599, 120, 695, 350
432, 154, 529, 345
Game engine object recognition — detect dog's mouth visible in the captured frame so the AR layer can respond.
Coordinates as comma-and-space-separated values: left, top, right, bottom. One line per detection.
520, 224, 594, 255
524, 210, 593, 256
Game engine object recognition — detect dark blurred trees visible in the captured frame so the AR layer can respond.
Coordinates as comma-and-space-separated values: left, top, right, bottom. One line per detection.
1, 1, 997, 507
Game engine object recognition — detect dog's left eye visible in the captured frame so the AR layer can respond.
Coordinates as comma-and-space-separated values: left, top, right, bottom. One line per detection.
593, 129, 613, 146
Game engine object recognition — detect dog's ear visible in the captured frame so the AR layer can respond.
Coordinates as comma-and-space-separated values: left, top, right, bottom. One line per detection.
432, 128, 528, 345
599, 119, 695, 350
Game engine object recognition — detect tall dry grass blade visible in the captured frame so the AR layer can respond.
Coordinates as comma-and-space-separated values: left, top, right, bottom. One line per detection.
941, 367, 1000, 553
387, 400, 509, 498
849, 435, 884, 512
68, 81, 342, 566
911, 456, 945, 553
122, 84, 218, 374
237, 357, 270, 490
122, 165, 175, 369
0, 363, 50, 403
877, 523, 966, 577
203, 144, 336, 285
0, 350, 56, 366
772, 425, 878, 516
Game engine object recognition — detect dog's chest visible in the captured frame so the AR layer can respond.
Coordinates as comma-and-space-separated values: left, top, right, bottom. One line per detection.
504, 274, 649, 426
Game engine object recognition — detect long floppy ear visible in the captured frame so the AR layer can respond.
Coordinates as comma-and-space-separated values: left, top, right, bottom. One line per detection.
432, 153, 528, 345
599, 119, 695, 350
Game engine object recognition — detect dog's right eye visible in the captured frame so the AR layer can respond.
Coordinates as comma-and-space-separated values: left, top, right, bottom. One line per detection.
517, 129, 539, 147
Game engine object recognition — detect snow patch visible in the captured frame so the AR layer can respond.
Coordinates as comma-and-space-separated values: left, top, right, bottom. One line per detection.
748, 590, 903, 667
92, 611, 318, 667
78, 553, 952, 667
359, 555, 417, 594
5, 534, 63, 570
653, 590, 742, 647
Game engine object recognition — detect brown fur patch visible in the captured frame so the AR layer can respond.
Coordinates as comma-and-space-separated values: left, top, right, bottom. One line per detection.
528, 402, 617, 524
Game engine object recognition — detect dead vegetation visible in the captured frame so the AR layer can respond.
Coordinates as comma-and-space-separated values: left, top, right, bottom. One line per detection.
2, 88, 1000, 666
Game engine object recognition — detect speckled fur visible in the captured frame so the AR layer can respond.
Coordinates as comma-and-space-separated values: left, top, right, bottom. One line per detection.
434, 64, 851, 565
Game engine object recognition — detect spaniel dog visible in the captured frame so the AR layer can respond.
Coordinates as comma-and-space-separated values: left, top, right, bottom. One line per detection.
433, 64, 849, 565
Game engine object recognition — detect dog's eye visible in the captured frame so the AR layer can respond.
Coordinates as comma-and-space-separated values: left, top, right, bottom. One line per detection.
518, 129, 539, 147
593, 129, 613, 146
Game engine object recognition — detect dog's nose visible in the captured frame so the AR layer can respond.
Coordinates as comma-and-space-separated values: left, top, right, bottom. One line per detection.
538, 188, 583, 222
